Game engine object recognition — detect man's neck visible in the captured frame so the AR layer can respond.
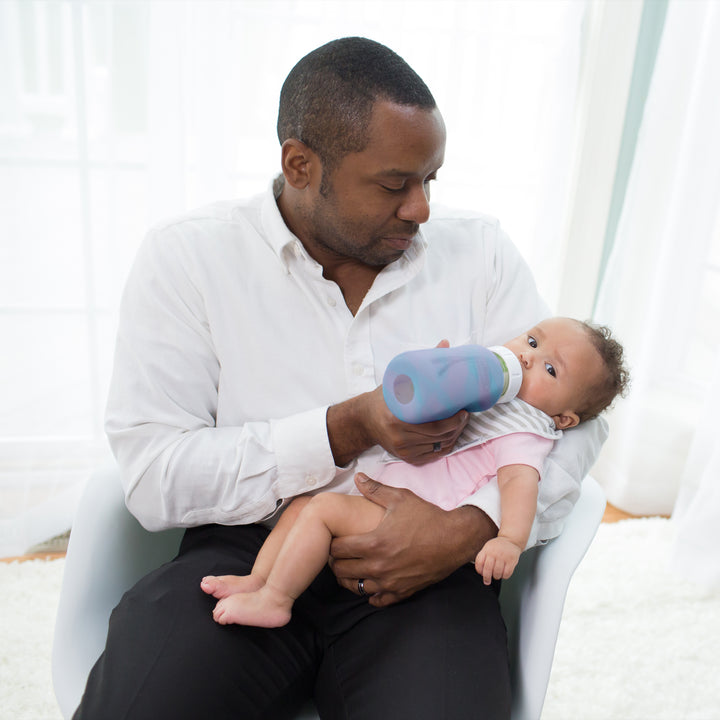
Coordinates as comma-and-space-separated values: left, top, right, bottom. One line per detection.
323, 260, 381, 316
275, 177, 382, 316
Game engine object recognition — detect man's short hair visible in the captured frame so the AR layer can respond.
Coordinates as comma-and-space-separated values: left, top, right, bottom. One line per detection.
277, 37, 437, 174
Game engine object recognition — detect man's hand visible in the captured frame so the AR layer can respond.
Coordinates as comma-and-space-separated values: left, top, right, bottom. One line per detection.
327, 339, 470, 468
474, 536, 522, 585
367, 385, 471, 465
329, 473, 498, 607
328, 386, 469, 468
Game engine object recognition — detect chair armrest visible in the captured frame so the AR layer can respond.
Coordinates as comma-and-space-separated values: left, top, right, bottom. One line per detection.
52, 464, 183, 718
500, 475, 606, 720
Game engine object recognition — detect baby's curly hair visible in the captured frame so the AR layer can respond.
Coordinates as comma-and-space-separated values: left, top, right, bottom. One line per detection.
575, 321, 630, 423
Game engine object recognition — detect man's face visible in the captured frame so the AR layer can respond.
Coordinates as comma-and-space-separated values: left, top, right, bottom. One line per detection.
504, 318, 605, 429
301, 101, 446, 267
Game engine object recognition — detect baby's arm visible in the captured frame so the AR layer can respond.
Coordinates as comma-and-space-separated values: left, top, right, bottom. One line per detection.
474, 464, 539, 584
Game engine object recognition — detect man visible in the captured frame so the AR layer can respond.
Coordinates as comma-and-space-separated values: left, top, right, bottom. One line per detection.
75, 37, 605, 719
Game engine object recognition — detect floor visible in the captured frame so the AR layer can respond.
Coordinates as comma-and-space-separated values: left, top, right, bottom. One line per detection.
602, 502, 645, 523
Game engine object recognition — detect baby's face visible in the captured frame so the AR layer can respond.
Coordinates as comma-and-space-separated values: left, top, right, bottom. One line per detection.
504, 318, 604, 429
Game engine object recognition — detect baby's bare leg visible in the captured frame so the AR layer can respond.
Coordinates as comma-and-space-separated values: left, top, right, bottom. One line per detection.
213, 493, 385, 627
201, 496, 311, 599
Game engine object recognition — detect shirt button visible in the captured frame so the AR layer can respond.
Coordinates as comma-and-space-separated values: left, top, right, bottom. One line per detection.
326, 296, 336, 307
306, 475, 318, 487
353, 364, 364, 376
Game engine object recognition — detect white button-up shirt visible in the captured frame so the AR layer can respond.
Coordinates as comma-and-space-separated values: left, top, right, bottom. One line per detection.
106, 181, 606, 543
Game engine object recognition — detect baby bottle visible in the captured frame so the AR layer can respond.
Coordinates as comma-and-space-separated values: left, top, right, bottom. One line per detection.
382, 345, 523, 424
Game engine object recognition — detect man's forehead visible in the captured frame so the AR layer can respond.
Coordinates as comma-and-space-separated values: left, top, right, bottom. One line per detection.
356, 108, 445, 168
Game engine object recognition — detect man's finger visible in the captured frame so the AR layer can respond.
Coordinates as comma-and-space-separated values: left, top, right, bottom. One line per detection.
354, 472, 397, 507
401, 411, 469, 440
369, 588, 415, 607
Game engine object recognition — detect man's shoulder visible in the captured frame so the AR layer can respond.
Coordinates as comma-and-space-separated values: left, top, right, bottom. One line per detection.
148, 193, 265, 238
427, 203, 501, 225
424, 204, 503, 239
422, 204, 509, 254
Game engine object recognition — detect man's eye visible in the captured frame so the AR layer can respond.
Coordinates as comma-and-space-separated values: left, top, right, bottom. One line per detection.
545, 363, 556, 377
381, 185, 404, 193
528, 336, 537, 348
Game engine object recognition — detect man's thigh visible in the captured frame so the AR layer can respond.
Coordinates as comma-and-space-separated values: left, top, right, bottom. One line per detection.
74, 524, 320, 720
313, 566, 511, 720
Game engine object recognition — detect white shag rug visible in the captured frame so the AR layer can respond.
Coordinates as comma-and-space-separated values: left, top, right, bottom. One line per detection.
1, 518, 719, 720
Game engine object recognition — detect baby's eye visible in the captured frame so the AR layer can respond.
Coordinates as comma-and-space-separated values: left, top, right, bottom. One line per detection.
528, 336, 537, 348
545, 362, 556, 377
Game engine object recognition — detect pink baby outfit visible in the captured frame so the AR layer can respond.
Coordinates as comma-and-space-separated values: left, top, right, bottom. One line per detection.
378, 398, 562, 511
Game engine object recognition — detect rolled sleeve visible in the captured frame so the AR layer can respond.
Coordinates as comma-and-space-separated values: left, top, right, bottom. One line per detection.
271, 406, 338, 496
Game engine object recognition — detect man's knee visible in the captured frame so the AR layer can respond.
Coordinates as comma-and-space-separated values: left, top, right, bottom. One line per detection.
315, 567, 511, 719
75, 526, 319, 719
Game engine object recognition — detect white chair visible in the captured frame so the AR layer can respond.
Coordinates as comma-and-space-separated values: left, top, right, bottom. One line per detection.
53, 465, 605, 720
500, 474, 606, 720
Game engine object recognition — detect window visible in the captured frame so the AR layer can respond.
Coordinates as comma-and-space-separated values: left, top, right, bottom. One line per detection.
0, 0, 589, 555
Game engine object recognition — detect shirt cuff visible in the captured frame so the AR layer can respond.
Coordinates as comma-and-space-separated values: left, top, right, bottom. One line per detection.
271, 406, 338, 497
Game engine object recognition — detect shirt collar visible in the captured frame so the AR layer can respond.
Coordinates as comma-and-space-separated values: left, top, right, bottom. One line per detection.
260, 176, 303, 269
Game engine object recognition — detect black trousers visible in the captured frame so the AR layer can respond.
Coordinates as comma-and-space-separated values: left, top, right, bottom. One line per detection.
74, 524, 511, 720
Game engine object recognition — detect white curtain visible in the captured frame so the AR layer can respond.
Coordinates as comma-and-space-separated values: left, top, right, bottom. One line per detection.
0, 0, 586, 557
671, 374, 720, 588
592, 0, 720, 584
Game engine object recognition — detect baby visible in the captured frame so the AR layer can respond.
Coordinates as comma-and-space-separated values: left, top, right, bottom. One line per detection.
201, 317, 629, 627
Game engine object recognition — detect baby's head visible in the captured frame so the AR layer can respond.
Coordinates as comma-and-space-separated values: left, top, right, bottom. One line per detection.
504, 317, 629, 430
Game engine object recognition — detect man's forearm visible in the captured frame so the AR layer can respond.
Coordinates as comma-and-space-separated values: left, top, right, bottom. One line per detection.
447, 504, 500, 565
327, 386, 471, 469
326, 393, 376, 467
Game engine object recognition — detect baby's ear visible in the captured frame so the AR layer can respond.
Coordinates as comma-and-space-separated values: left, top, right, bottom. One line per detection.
553, 411, 580, 430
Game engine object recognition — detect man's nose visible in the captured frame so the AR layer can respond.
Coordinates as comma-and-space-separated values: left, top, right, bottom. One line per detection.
397, 184, 431, 224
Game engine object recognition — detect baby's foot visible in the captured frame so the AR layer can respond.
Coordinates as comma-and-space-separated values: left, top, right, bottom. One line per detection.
213, 588, 292, 628
200, 574, 264, 599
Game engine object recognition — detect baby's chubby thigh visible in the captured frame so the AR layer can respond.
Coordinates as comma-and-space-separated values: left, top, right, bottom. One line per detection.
303, 492, 386, 538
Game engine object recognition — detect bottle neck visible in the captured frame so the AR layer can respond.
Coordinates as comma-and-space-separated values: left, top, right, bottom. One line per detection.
488, 345, 523, 403
495, 354, 512, 397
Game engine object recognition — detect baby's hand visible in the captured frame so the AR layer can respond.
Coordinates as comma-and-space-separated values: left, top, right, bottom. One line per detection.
474, 537, 522, 585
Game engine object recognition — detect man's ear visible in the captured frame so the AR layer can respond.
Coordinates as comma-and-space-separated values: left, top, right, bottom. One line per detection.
280, 139, 321, 190
553, 411, 580, 430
